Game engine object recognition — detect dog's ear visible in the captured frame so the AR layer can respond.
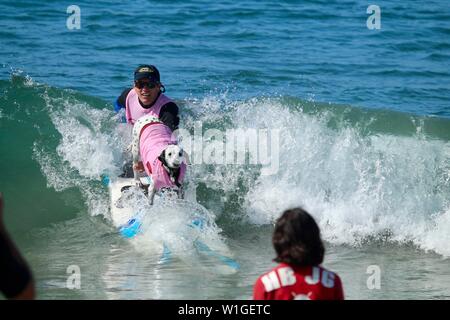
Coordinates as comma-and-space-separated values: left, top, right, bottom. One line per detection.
158, 149, 167, 165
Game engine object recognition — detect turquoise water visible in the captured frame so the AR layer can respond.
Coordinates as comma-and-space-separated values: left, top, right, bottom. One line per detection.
1, 1, 449, 299
2, 0, 450, 117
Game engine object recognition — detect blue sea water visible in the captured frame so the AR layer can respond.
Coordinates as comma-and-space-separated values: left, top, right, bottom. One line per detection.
0, 0, 449, 300
1, 0, 450, 117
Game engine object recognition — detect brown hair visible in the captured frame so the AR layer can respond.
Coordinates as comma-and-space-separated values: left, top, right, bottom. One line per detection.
273, 207, 324, 266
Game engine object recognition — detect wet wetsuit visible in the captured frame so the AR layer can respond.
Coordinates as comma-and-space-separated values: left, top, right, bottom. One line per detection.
114, 88, 179, 131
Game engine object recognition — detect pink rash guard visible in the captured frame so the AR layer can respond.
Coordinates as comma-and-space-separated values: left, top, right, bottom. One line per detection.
125, 90, 172, 125
138, 122, 186, 190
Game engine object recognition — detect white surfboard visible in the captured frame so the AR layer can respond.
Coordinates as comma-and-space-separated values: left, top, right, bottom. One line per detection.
104, 175, 155, 237
102, 174, 240, 270
108, 176, 136, 227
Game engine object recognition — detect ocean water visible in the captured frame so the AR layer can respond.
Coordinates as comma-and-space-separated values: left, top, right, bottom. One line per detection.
1, 0, 449, 300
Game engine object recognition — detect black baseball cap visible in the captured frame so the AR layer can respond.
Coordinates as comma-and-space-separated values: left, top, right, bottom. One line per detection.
134, 65, 160, 82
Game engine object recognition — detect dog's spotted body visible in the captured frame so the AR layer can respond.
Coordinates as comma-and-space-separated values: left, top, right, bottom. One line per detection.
131, 115, 186, 204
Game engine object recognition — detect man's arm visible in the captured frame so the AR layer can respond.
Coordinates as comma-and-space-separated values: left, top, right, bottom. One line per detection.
334, 274, 345, 300
114, 88, 132, 112
159, 102, 180, 132
0, 193, 35, 300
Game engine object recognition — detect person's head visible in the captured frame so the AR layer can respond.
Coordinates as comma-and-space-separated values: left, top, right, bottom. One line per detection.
133, 65, 165, 106
273, 207, 325, 267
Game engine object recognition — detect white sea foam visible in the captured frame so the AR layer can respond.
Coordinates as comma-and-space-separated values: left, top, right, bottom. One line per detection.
114, 187, 235, 270
34, 93, 236, 264
33, 94, 129, 217
35, 91, 450, 257
183, 95, 450, 257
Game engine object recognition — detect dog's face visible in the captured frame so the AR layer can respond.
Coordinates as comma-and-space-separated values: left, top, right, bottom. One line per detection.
161, 145, 184, 169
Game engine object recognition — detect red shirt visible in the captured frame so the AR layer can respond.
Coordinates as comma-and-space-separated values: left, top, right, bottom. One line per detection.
253, 263, 344, 300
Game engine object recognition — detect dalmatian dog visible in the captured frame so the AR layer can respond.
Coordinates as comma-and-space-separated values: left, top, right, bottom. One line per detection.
131, 115, 187, 205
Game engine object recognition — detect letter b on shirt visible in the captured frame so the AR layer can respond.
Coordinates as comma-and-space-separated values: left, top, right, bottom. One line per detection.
261, 267, 296, 292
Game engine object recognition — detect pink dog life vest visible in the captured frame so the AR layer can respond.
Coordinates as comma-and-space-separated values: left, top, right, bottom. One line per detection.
125, 90, 172, 124
133, 116, 186, 190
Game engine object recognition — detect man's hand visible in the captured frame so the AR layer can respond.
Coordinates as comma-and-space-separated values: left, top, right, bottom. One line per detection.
133, 161, 145, 172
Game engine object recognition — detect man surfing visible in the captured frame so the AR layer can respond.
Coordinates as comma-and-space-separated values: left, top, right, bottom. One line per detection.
114, 65, 181, 177
114, 64, 179, 130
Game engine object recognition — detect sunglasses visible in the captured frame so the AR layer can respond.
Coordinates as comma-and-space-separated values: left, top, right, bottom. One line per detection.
135, 81, 157, 89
